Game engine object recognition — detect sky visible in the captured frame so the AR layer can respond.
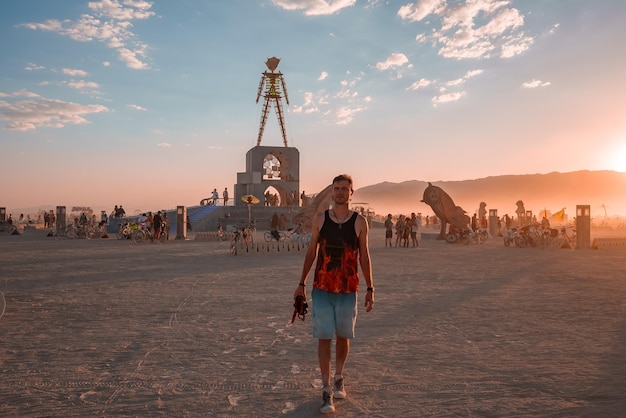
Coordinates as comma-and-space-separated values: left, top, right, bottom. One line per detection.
1, 0, 626, 214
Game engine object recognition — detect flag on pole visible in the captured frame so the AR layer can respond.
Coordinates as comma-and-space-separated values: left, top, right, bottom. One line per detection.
551, 208, 566, 222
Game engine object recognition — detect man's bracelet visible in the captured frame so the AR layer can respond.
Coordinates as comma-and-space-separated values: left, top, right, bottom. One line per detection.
366, 287, 374, 292
299, 283, 306, 287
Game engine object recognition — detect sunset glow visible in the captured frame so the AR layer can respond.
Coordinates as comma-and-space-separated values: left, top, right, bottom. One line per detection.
1, 1, 625, 214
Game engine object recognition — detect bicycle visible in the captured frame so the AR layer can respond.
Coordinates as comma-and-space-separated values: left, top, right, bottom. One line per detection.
264, 229, 286, 242
216, 223, 227, 241
264, 227, 311, 245
0, 220, 18, 235
117, 222, 136, 239
132, 222, 167, 244
230, 225, 253, 255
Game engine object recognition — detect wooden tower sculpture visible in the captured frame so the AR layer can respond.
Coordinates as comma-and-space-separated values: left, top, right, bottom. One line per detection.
256, 57, 290, 146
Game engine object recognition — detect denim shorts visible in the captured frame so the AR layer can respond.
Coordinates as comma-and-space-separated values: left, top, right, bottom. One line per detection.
311, 288, 357, 339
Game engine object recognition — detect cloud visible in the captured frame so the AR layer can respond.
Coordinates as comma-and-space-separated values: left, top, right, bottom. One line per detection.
407, 78, 432, 91
445, 69, 483, 86
157, 142, 171, 148
292, 72, 369, 124
63, 68, 89, 77
271, 0, 356, 16
376, 53, 409, 71
67, 80, 101, 90
399, 0, 533, 59
432, 91, 466, 106
521, 79, 551, 89
25, 63, 45, 71
398, 0, 446, 21
335, 105, 365, 125
0, 90, 108, 131
127, 104, 147, 111
20, 0, 155, 70
548, 23, 560, 35
318, 71, 329, 81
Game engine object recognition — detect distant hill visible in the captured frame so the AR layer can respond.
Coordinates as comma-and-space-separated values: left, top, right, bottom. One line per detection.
352, 170, 626, 219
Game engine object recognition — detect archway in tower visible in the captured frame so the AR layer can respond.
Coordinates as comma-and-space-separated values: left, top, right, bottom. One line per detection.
263, 185, 285, 207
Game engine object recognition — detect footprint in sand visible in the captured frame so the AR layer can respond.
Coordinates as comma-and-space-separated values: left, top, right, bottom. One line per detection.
228, 394, 244, 406
312, 378, 323, 389
272, 381, 285, 390
291, 364, 300, 374
282, 401, 296, 414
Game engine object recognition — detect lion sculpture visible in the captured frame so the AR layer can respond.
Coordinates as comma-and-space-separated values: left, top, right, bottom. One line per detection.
421, 182, 470, 240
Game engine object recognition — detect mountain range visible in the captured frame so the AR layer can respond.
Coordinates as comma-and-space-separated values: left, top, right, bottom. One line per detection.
351, 170, 626, 219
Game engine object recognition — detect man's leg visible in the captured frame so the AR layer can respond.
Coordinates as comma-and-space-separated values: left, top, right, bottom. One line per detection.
333, 337, 350, 399
318, 339, 335, 413
335, 336, 350, 376
318, 339, 332, 386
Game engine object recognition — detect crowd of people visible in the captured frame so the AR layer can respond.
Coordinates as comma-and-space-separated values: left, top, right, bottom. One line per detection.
384, 212, 421, 247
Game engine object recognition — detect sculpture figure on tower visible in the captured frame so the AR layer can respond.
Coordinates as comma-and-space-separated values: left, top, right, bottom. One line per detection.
256, 57, 290, 147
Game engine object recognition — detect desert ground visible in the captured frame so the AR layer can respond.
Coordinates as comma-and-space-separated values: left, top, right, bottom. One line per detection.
1, 227, 626, 417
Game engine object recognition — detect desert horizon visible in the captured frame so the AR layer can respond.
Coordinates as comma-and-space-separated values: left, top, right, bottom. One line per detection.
3, 170, 626, 226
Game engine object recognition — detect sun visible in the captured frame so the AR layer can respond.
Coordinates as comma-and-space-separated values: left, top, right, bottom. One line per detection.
610, 141, 626, 172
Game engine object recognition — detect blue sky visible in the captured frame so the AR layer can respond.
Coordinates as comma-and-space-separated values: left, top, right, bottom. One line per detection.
1, 0, 625, 213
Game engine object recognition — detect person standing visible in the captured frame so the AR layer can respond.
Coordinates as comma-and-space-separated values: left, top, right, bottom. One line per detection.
211, 188, 219, 205
384, 213, 393, 247
395, 215, 405, 247
410, 212, 419, 247
223, 187, 229, 206
153, 211, 162, 243
294, 174, 374, 414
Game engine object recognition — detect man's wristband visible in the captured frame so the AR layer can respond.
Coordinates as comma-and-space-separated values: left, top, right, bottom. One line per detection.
366, 287, 374, 292
299, 282, 306, 287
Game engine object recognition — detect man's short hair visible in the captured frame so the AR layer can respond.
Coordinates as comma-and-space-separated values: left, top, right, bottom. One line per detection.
332, 174, 354, 192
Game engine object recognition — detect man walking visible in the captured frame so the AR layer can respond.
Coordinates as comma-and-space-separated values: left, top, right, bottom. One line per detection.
294, 174, 374, 414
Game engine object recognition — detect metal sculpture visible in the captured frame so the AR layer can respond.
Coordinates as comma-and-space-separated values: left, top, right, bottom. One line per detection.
256, 57, 290, 146
293, 184, 333, 230
421, 182, 470, 240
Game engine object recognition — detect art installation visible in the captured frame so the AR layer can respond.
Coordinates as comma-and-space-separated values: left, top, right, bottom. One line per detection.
421, 182, 470, 240
256, 56, 290, 147
292, 184, 333, 230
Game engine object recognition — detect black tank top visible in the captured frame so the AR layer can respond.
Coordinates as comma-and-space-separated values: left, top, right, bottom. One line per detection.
313, 210, 360, 293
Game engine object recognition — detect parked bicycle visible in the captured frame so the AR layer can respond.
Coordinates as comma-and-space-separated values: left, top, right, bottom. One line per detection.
132, 222, 167, 244
117, 222, 136, 239
0, 220, 17, 235
446, 226, 487, 245
264, 227, 311, 245
264, 229, 286, 242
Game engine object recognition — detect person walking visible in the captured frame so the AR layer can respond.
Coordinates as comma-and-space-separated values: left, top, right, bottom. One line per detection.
294, 174, 374, 414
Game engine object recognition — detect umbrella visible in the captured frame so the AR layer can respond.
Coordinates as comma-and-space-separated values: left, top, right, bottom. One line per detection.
241, 195, 260, 205
241, 195, 260, 224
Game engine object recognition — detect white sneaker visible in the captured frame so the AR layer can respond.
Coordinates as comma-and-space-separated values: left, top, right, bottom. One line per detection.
320, 385, 335, 414
333, 374, 347, 399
